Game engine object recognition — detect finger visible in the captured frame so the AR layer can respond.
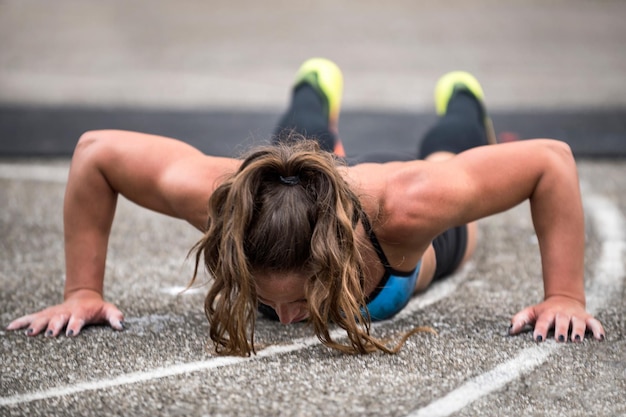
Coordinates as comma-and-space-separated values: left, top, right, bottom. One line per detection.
6, 315, 35, 331
105, 307, 125, 331
65, 317, 86, 337
509, 307, 536, 335
553, 313, 571, 343
533, 314, 554, 343
586, 317, 606, 341
26, 317, 50, 337
570, 316, 586, 343
45, 314, 70, 337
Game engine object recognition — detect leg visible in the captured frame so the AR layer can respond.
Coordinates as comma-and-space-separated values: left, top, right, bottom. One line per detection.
273, 58, 346, 157
418, 70, 496, 159
415, 72, 494, 291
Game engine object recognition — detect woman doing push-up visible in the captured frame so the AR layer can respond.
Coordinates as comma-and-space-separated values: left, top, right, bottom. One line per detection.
7, 58, 605, 356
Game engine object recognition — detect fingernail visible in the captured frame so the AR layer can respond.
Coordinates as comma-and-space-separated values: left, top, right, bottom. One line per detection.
508, 324, 513, 334
119, 321, 125, 329
26, 328, 33, 335
46, 330, 53, 337
574, 334, 581, 342
600, 334, 605, 341
558, 334, 565, 342
67, 330, 74, 337
536, 335, 543, 342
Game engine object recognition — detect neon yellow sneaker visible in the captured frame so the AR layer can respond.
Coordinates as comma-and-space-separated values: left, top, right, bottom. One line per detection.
434, 71, 497, 145
293, 57, 345, 156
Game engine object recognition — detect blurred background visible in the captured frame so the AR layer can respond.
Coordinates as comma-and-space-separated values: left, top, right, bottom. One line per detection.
1, 0, 625, 158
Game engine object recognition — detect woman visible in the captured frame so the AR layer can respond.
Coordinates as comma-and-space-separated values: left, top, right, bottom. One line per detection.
7, 58, 605, 356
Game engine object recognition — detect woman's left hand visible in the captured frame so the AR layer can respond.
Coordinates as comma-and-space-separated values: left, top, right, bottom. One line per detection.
508, 295, 605, 342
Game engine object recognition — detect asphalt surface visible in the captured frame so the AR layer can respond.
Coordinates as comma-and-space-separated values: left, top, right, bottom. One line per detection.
1, 1, 625, 416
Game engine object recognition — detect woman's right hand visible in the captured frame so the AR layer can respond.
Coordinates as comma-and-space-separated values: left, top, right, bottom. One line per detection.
6, 289, 124, 337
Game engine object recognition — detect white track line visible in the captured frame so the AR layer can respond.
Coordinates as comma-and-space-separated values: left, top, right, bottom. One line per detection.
406, 189, 625, 417
0, 256, 464, 407
160, 286, 205, 296
583, 195, 625, 312
408, 343, 560, 417
0, 338, 322, 407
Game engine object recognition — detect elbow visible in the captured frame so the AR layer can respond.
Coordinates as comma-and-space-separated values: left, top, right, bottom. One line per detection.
70, 131, 121, 177
539, 139, 575, 166
532, 139, 580, 200
74, 130, 119, 162
73, 131, 100, 162
76, 130, 108, 151
529, 139, 578, 186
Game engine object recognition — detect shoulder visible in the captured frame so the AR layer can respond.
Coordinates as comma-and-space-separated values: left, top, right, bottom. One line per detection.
346, 160, 454, 246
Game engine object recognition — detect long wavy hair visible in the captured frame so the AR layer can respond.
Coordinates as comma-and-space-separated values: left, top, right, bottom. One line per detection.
190, 137, 426, 356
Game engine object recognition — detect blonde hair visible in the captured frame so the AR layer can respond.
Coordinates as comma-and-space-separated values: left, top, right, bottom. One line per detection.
190, 137, 428, 356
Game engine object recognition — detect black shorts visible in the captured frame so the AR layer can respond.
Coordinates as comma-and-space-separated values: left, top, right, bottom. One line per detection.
432, 224, 469, 280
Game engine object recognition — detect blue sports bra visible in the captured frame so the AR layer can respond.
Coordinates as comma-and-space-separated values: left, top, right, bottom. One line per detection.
362, 214, 421, 321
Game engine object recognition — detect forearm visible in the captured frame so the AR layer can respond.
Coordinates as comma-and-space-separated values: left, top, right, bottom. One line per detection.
529, 144, 585, 304
510, 148, 605, 341
63, 137, 118, 299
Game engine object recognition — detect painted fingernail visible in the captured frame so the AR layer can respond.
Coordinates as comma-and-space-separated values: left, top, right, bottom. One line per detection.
574, 334, 581, 342
536, 335, 543, 342
558, 334, 565, 342
119, 321, 125, 329
508, 324, 513, 334
26, 328, 33, 335
46, 330, 53, 337
67, 330, 74, 337
600, 334, 605, 341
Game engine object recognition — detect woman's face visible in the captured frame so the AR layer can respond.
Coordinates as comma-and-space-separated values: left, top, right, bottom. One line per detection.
254, 271, 309, 324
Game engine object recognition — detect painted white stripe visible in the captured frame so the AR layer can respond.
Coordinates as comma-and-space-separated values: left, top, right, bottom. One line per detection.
408, 343, 559, 417
0, 267, 463, 406
160, 286, 205, 296
0, 335, 325, 407
406, 189, 625, 417
0, 357, 242, 407
0, 163, 69, 183
583, 195, 625, 313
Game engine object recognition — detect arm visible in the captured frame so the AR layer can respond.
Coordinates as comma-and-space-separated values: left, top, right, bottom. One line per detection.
7, 130, 239, 337
386, 139, 604, 341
